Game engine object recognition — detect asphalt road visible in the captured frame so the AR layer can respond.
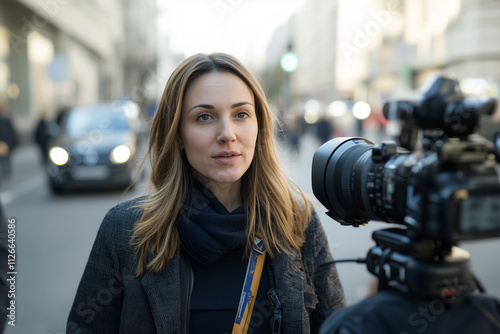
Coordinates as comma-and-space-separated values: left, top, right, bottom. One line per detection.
1, 136, 499, 333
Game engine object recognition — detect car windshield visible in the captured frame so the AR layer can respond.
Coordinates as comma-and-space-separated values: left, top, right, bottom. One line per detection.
66, 106, 130, 138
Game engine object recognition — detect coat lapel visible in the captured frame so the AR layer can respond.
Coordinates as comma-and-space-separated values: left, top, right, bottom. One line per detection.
270, 249, 305, 333
141, 253, 181, 334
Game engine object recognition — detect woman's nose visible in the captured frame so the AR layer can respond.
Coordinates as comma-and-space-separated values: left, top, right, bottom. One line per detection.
217, 117, 236, 143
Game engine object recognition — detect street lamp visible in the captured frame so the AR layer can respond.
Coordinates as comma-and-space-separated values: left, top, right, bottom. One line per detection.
328, 101, 347, 117
280, 51, 298, 73
280, 47, 298, 121
304, 99, 320, 124
352, 101, 371, 120
352, 101, 371, 136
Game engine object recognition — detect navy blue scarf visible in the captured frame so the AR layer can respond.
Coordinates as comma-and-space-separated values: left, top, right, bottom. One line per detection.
177, 181, 248, 265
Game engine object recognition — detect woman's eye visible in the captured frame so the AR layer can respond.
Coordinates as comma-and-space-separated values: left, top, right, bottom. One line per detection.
197, 114, 212, 121
236, 111, 249, 119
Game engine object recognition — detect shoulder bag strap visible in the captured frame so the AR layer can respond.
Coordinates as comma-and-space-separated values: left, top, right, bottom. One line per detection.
232, 237, 266, 334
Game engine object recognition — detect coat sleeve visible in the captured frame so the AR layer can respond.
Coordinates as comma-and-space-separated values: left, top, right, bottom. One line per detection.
67, 207, 125, 334
305, 209, 346, 332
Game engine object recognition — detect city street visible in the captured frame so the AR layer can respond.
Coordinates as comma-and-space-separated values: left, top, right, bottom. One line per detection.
1, 144, 146, 334
1, 135, 500, 333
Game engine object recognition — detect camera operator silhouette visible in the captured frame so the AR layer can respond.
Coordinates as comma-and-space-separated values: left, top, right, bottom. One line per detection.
312, 76, 500, 334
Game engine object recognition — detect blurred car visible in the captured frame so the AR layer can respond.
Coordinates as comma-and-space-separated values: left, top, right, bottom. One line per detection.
46, 101, 145, 193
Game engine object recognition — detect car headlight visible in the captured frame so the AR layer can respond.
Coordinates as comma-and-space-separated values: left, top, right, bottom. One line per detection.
110, 145, 131, 164
49, 147, 69, 166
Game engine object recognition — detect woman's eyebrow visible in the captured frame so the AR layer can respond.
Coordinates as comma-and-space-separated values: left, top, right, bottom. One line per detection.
188, 101, 253, 113
231, 101, 254, 109
188, 104, 214, 113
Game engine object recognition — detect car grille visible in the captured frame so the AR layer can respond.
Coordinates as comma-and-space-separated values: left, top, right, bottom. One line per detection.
68, 152, 111, 166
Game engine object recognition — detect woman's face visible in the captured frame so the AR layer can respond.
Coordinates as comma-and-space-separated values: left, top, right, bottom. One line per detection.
179, 71, 258, 189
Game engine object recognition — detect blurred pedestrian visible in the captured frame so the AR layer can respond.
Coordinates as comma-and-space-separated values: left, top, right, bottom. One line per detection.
284, 113, 301, 157
55, 107, 68, 126
0, 105, 18, 180
316, 115, 333, 145
34, 111, 50, 163
67, 53, 345, 333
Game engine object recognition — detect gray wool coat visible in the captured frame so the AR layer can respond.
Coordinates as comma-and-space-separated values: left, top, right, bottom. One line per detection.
67, 198, 346, 333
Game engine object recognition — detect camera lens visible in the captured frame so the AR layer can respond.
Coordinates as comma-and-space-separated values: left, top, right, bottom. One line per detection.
312, 137, 406, 226
312, 137, 374, 225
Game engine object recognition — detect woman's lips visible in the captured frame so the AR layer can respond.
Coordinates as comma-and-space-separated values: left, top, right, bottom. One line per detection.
213, 152, 241, 164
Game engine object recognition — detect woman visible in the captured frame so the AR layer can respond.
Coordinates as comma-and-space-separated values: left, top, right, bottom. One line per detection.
67, 53, 345, 333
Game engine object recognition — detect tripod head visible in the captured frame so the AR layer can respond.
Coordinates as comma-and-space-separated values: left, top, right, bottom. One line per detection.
366, 228, 476, 299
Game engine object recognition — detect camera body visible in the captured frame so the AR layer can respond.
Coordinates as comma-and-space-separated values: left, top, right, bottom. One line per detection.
313, 135, 500, 255
312, 75, 500, 298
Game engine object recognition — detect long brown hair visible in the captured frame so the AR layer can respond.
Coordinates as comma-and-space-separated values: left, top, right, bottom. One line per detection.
131, 53, 311, 276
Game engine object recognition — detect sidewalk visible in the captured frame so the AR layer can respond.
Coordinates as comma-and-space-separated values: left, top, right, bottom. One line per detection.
278, 132, 320, 165
277, 133, 325, 200
278, 130, 388, 169
0, 143, 45, 205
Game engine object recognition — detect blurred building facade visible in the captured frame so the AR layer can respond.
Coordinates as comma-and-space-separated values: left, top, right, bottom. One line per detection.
294, 0, 340, 103
345, 0, 500, 113
263, 0, 341, 114
262, 17, 295, 114
121, 0, 158, 113
264, 0, 500, 138
0, 0, 157, 140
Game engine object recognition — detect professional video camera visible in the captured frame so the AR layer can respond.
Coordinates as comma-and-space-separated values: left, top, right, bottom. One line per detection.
312, 76, 500, 333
